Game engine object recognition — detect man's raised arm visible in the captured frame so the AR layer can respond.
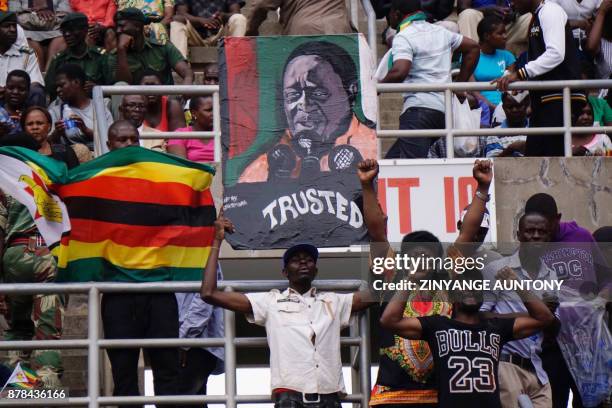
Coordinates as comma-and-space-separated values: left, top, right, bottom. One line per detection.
200, 212, 253, 314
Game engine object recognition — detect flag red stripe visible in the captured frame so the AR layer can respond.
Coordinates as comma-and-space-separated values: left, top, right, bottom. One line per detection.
69, 219, 215, 248
57, 176, 214, 207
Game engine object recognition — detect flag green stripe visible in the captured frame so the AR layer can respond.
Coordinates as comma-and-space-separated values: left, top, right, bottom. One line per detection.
57, 258, 203, 282
68, 146, 216, 183
0, 146, 68, 183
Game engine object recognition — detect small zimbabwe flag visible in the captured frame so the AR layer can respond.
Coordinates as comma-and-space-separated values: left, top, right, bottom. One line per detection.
55, 146, 216, 282
1, 363, 40, 391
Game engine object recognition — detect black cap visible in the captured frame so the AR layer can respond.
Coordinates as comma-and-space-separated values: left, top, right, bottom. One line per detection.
0, 11, 17, 25
60, 12, 89, 29
283, 244, 319, 267
114, 8, 146, 24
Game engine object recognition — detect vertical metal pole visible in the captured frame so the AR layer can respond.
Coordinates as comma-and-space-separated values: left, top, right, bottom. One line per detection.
361, 0, 378, 64
349, 319, 360, 408
350, 0, 359, 31
88, 287, 100, 408
213, 91, 222, 163
562, 87, 572, 157
224, 287, 237, 408
359, 311, 371, 408
444, 89, 454, 158
92, 86, 110, 156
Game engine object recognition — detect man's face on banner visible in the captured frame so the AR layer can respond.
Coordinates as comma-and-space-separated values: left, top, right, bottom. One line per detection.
283, 55, 352, 149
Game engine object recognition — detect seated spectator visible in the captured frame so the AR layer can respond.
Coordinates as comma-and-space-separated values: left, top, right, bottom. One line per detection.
584, 0, 611, 80
246, 0, 353, 36
119, 93, 166, 151
9, 0, 69, 70
139, 70, 185, 131
170, 0, 246, 59
167, 96, 214, 162
68, 0, 116, 47
21, 105, 79, 167
45, 12, 111, 101
108, 8, 193, 85
485, 91, 529, 157
184, 63, 218, 124
550, 0, 600, 49
457, 0, 531, 55
116, 0, 173, 45
572, 100, 612, 156
0, 69, 29, 137
0, 11, 46, 107
471, 16, 516, 112
49, 63, 113, 150
381, 0, 479, 159
578, 60, 612, 126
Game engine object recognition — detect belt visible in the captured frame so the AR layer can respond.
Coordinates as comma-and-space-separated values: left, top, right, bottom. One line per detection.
273, 390, 340, 404
7, 233, 46, 249
501, 353, 536, 373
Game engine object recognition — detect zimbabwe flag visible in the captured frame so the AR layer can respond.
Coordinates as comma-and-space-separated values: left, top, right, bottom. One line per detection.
0, 146, 216, 282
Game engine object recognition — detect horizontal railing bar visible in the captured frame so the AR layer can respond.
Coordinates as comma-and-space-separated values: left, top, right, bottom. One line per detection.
0, 336, 362, 350
100, 85, 219, 95
99, 80, 612, 97
0, 339, 89, 350
0, 398, 90, 406
140, 131, 215, 139
377, 126, 612, 138
0, 280, 363, 295
0, 394, 365, 406
377, 79, 611, 92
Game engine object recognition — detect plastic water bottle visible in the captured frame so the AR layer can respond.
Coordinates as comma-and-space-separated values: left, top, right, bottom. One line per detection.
63, 105, 81, 140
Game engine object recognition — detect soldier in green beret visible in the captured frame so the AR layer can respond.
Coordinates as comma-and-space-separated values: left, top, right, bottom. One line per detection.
45, 12, 112, 100
108, 7, 193, 85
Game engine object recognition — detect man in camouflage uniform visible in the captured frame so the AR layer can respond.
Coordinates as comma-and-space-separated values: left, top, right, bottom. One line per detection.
0, 191, 64, 388
45, 12, 112, 100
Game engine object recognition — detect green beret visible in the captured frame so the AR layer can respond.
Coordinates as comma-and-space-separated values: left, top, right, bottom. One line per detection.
60, 12, 89, 29
114, 8, 146, 24
0, 11, 17, 25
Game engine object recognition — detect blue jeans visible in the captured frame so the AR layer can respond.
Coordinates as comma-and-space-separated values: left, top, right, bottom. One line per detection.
385, 107, 445, 159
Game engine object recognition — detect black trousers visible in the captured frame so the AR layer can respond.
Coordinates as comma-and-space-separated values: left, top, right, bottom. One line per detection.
176, 348, 218, 408
273, 392, 341, 408
102, 293, 180, 408
385, 107, 445, 159
526, 100, 565, 157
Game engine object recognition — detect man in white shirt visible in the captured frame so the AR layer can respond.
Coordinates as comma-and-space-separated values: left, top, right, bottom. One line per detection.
496, 0, 586, 156
201, 217, 373, 407
0, 11, 46, 107
118, 94, 166, 152
381, 0, 480, 159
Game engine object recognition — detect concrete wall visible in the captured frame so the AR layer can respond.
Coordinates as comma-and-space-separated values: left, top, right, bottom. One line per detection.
493, 157, 612, 243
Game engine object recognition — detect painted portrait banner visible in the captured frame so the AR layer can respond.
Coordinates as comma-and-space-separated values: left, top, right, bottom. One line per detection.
220, 34, 378, 249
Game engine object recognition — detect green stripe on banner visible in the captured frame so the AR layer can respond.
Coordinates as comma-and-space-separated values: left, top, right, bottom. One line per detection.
67, 146, 216, 183
0, 146, 68, 183
57, 257, 203, 282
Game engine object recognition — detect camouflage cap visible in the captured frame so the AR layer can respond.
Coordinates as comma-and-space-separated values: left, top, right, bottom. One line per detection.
60, 12, 89, 29
0, 11, 17, 25
114, 8, 146, 24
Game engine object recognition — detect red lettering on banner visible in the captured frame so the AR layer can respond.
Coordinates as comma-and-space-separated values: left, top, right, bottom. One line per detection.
444, 177, 456, 233
387, 178, 420, 234
377, 178, 388, 215
458, 177, 478, 213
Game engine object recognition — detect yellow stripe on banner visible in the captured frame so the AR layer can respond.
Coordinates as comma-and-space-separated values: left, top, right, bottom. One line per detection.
92, 162, 214, 191
25, 161, 53, 184
59, 240, 212, 269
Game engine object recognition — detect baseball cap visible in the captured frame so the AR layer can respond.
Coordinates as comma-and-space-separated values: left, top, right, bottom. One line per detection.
114, 8, 146, 24
283, 244, 319, 267
60, 12, 88, 29
0, 11, 17, 25
460, 206, 491, 229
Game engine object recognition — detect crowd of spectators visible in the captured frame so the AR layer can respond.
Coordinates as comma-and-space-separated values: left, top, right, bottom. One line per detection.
0, 0, 610, 406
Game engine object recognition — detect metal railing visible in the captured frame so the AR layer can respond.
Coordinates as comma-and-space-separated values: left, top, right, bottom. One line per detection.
0, 280, 370, 408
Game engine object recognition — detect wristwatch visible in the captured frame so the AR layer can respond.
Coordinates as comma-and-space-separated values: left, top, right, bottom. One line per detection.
475, 190, 490, 202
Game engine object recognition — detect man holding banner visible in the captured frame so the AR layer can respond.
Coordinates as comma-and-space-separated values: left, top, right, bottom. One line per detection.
201, 213, 373, 408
